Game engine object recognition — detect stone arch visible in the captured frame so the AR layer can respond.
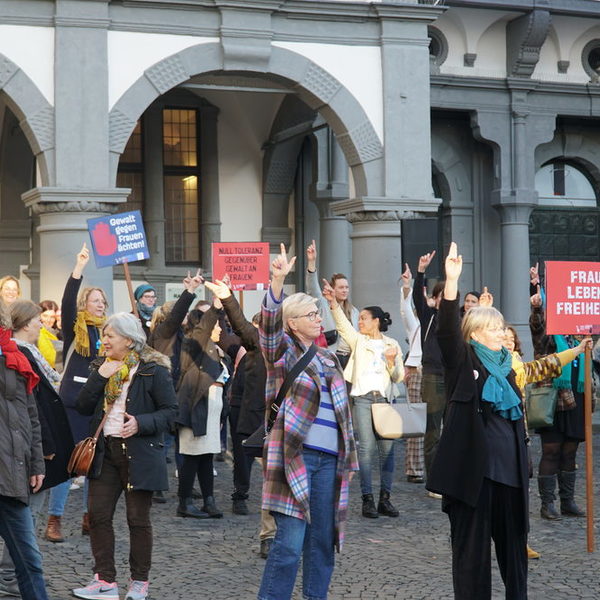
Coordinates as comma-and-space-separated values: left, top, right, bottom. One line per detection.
108, 42, 383, 199
0, 54, 54, 186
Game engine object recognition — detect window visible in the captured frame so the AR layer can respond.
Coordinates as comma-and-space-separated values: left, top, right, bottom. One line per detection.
535, 162, 597, 207
582, 39, 600, 80
116, 120, 143, 213
428, 27, 448, 70
163, 108, 200, 263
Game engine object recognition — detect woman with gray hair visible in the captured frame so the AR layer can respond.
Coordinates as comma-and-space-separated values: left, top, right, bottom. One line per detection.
72, 312, 177, 600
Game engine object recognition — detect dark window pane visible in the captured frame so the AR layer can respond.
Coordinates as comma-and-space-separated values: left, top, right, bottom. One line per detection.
163, 109, 197, 167
553, 163, 565, 196
116, 171, 143, 213
164, 174, 199, 263
121, 121, 142, 164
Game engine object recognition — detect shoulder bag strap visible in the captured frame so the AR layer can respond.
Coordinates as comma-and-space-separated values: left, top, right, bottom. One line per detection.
266, 343, 317, 434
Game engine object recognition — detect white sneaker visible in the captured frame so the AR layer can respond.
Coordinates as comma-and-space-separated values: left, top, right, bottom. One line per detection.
428, 491, 442, 499
125, 579, 149, 600
73, 574, 119, 599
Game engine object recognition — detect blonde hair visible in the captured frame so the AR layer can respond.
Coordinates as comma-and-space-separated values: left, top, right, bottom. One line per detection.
76, 286, 108, 313
461, 306, 505, 343
149, 300, 176, 332
0, 275, 21, 297
282, 293, 318, 334
9, 300, 41, 332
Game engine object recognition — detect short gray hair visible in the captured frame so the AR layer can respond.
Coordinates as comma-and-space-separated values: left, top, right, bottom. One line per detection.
103, 312, 146, 352
282, 293, 318, 334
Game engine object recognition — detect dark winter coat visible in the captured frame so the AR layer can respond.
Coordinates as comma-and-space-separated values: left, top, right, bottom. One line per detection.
59, 276, 102, 443
221, 294, 266, 436
20, 346, 74, 492
75, 346, 177, 491
413, 271, 444, 375
175, 306, 229, 436
0, 357, 45, 504
426, 299, 529, 531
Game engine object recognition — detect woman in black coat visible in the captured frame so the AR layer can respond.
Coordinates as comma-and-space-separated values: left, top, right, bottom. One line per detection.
73, 312, 177, 600
426, 243, 529, 600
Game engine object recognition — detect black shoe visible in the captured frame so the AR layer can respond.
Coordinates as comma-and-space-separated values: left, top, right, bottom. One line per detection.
152, 491, 167, 504
176, 497, 210, 519
378, 490, 399, 517
260, 538, 273, 559
202, 496, 223, 518
538, 475, 562, 520
362, 494, 379, 518
232, 498, 249, 515
406, 475, 424, 484
558, 470, 585, 517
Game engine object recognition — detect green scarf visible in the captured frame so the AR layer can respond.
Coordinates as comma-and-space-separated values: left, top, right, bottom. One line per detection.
553, 335, 585, 393
470, 340, 523, 421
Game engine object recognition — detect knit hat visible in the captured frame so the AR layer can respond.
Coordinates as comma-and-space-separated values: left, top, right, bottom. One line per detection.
134, 284, 155, 301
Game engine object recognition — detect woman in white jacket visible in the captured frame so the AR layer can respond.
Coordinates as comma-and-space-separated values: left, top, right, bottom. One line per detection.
323, 281, 404, 519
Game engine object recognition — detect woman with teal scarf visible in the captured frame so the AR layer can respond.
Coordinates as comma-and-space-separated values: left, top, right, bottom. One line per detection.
426, 243, 529, 600
530, 286, 590, 521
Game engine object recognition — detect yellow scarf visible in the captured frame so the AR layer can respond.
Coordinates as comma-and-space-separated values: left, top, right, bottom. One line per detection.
103, 350, 140, 411
74, 311, 106, 357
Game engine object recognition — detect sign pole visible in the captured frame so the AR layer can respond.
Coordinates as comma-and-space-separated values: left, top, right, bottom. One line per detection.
584, 345, 594, 553
122, 262, 139, 318
239, 289, 244, 313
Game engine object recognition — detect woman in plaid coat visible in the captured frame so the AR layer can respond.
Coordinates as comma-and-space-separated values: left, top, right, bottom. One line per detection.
256, 244, 358, 600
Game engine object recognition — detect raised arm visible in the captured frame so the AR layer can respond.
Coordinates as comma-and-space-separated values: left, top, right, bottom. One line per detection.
400, 263, 419, 340
322, 279, 359, 349
529, 285, 550, 358
62, 244, 89, 354
305, 240, 336, 333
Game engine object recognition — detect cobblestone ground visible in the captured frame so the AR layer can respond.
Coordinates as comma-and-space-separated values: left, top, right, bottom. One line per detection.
21, 433, 600, 599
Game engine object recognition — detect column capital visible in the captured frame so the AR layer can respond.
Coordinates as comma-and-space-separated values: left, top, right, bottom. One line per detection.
332, 196, 441, 220
22, 187, 129, 216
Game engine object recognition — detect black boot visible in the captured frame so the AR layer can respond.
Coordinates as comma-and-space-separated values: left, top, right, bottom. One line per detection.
538, 475, 562, 520
377, 490, 399, 517
362, 494, 379, 518
176, 497, 209, 519
558, 470, 585, 517
202, 496, 223, 518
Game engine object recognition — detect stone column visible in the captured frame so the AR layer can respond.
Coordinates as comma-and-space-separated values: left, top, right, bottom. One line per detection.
22, 188, 129, 305
347, 211, 403, 340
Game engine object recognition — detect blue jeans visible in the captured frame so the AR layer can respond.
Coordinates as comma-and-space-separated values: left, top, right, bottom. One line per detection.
352, 394, 395, 495
258, 449, 337, 600
48, 476, 89, 516
0, 496, 49, 600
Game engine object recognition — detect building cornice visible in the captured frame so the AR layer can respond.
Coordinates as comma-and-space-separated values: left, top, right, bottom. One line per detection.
445, 0, 600, 17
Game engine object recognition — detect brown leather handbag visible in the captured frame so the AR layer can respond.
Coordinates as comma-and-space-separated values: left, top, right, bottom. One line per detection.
67, 409, 112, 477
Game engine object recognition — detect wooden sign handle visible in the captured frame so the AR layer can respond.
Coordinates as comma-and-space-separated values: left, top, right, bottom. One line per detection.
584, 345, 594, 553
123, 262, 139, 318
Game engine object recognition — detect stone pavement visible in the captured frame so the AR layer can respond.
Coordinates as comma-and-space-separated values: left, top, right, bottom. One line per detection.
25, 433, 600, 599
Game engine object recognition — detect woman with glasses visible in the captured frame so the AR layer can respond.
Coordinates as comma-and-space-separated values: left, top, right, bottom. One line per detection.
322, 282, 404, 519
256, 244, 358, 600
133, 285, 157, 338
427, 242, 529, 600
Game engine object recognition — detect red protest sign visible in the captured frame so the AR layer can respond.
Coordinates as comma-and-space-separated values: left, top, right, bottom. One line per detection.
545, 261, 600, 335
212, 242, 270, 291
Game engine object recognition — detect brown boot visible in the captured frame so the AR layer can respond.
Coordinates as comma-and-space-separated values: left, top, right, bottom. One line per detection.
44, 515, 64, 543
81, 512, 90, 536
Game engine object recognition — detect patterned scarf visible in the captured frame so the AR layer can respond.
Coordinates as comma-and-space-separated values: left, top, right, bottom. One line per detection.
470, 340, 523, 421
103, 350, 140, 411
14, 338, 61, 390
553, 335, 586, 393
0, 328, 39, 393
136, 301, 155, 323
74, 311, 106, 357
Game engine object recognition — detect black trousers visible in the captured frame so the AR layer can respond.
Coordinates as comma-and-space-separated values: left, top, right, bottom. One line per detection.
228, 405, 254, 500
447, 478, 527, 600
178, 454, 214, 499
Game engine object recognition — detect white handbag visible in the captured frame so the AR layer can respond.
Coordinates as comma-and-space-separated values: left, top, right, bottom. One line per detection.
371, 387, 426, 440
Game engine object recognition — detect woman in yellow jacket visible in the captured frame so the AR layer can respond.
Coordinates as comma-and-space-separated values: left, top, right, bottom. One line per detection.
323, 281, 404, 519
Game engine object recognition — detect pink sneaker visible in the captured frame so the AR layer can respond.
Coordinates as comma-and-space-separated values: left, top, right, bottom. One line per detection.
125, 579, 149, 600
73, 574, 119, 599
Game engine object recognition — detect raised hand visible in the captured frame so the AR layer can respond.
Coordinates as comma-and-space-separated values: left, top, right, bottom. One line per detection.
222, 273, 232, 288
322, 278, 338, 308
401, 263, 412, 289
271, 243, 296, 281
444, 242, 462, 282
479, 286, 494, 307
418, 250, 436, 274
306, 240, 317, 272
530, 284, 542, 308
184, 268, 204, 293
204, 279, 232, 300
530, 262, 540, 286
73, 243, 90, 279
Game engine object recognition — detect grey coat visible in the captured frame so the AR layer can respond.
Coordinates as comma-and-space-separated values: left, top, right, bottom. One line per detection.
0, 357, 45, 505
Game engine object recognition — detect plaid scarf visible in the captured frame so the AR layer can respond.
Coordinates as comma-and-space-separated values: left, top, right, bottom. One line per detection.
103, 350, 140, 411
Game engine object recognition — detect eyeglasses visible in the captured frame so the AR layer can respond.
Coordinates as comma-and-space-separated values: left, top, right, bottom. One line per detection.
141, 294, 157, 300
293, 310, 321, 322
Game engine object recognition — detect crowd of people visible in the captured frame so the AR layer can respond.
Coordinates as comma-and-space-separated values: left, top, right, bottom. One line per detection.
0, 239, 596, 600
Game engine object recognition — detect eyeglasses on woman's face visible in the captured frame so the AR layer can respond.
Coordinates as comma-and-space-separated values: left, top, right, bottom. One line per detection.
293, 310, 321, 322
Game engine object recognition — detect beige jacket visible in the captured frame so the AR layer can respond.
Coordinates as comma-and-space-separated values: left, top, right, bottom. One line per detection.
331, 304, 404, 398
